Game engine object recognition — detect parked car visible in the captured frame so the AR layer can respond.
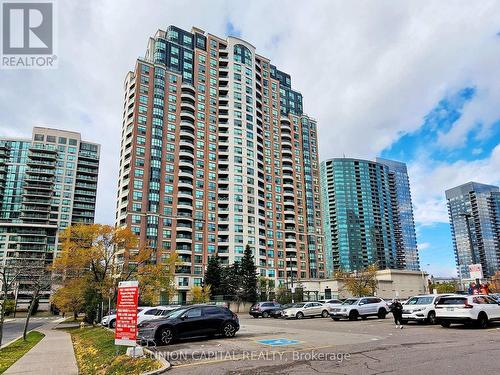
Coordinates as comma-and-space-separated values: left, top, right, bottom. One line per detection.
322, 299, 343, 312
137, 306, 182, 324
249, 302, 282, 318
282, 302, 330, 319
330, 297, 389, 321
270, 303, 295, 318
436, 294, 500, 328
137, 305, 239, 345
402, 294, 452, 324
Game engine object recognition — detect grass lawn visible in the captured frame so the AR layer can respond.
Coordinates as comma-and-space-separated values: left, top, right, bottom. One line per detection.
62, 316, 85, 323
0, 331, 45, 374
66, 327, 161, 375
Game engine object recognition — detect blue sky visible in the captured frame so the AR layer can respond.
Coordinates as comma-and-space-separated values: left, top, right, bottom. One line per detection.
380, 87, 500, 277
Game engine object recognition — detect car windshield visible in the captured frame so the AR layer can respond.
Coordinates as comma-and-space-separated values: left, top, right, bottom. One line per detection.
293, 303, 306, 308
164, 308, 188, 319
283, 304, 294, 309
342, 299, 359, 305
406, 297, 434, 305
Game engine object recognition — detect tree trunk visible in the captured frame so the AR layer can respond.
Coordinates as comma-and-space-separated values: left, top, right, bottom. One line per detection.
73, 311, 78, 321
23, 293, 38, 341
0, 297, 6, 347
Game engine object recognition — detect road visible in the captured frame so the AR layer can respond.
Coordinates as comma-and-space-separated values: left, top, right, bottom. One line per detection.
152, 315, 500, 374
1, 317, 57, 346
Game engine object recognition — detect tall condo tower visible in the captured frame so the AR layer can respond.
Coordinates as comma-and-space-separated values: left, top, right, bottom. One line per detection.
116, 26, 324, 303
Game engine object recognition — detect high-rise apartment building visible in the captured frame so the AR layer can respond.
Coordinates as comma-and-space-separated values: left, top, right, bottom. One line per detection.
445, 182, 500, 279
320, 158, 419, 275
0, 127, 100, 300
116, 26, 324, 302
376, 158, 419, 271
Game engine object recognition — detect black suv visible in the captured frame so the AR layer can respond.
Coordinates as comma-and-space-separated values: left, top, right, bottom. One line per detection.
137, 305, 239, 346
249, 302, 282, 318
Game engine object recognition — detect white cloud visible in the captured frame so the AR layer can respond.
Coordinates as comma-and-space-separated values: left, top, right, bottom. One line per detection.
1, 0, 500, 227
417, 242, 430, 251
409, 144, 500, 226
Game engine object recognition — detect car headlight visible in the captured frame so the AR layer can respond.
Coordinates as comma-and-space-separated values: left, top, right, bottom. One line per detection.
412, 308, 424, 312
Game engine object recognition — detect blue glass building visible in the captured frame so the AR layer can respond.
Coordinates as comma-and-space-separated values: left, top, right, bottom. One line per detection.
445, 182, 500, 279
320, 158, 419, 275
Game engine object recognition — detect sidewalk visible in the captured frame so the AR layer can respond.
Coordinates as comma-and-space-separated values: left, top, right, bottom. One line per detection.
5, 321, 78, 375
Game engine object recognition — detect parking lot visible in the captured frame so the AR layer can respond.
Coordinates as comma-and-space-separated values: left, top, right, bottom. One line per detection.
153, 315, 500, 374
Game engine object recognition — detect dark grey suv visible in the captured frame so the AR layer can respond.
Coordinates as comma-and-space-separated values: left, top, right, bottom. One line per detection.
249, 302, 282, 318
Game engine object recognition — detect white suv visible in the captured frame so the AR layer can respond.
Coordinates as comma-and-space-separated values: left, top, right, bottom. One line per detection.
402, 294, 451, 325
436, 295, 500, 329
330, 297, 389, 321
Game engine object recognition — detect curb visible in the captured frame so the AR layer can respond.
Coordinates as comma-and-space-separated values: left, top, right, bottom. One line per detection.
0, 328, 37, 349
102, 326, 171, 373
142, 347, 171, 374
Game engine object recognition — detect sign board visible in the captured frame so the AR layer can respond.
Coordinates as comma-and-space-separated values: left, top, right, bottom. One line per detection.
468, 264, 483, 280
115, 280, 139, 346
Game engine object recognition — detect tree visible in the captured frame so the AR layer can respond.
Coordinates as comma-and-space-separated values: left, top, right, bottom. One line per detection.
429, 282, 457, 294
221, 261, 241, 298
52, 224, 152, 323
138, 252, 178, 305
239, 245, 258, 302
0, 264, 24, 346
258, 277, 273, 301
51, 277, 87, 320
21, 265, 51, 340
336, 264, 378, 297
275, 284, 292, 305
190, 285, 211, 303
204, 255, 223, 296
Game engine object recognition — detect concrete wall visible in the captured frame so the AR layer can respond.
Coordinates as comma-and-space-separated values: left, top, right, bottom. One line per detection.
299, 269, 428, 300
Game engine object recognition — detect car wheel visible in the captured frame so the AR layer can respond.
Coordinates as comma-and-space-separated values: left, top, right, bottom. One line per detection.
377, 308, 386, 319
440, 321, 451, 328
158, 327, 174, 345
296, 312, 304, 320
321, 310, 329, 318
332, 317, 340, 321
262, 311, 269, 318
427, 311, 437, 325
348, 310, 358, 321
110, 320, 116, 328
477, 313, 489, 329
252, 315, 258, 318
222, 322, 237, 338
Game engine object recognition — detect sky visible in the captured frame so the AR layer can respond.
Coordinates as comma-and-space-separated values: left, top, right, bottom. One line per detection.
1, 0, 499, 277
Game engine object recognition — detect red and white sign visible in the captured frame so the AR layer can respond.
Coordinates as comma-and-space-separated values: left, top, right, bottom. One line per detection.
468, 264, 483, 280
115, 280, 139, 346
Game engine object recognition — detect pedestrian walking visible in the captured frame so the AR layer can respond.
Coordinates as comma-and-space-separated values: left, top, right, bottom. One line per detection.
391, 299, 404, 329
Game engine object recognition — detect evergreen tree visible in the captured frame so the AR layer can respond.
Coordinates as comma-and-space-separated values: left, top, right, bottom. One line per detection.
204, 255, 222, 296
239, 244, 258, 302
221, 261, 241, 298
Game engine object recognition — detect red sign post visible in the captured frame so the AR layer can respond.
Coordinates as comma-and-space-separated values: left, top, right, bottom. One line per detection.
115, 280, 139, 346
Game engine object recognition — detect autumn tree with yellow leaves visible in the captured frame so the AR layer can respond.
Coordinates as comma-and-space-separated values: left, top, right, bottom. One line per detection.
335, 264, 379, 297
51, 224, 174, 322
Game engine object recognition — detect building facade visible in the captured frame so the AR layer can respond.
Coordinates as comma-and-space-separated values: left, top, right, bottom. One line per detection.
116, 26, 324, 302
0, 127, 100, 303
445, 182, 500, 279
376, 158, 419, 270
320, 158, 419, 275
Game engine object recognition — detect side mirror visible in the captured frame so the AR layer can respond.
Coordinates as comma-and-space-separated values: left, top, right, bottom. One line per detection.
180, 315, 187, 320
359, 303, 365, 306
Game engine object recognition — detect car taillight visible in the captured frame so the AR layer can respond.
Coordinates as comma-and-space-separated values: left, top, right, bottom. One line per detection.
463, 302, 474, 309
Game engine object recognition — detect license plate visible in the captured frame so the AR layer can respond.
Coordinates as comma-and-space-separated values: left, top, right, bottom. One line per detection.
446, 307, 454, 311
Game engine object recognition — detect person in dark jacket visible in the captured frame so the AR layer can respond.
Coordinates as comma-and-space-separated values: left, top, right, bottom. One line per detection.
391, 299, 404, 329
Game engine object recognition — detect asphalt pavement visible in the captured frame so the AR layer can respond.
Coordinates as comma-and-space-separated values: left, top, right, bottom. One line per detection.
153, 315, 500, 374
1, 317, 58, 347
